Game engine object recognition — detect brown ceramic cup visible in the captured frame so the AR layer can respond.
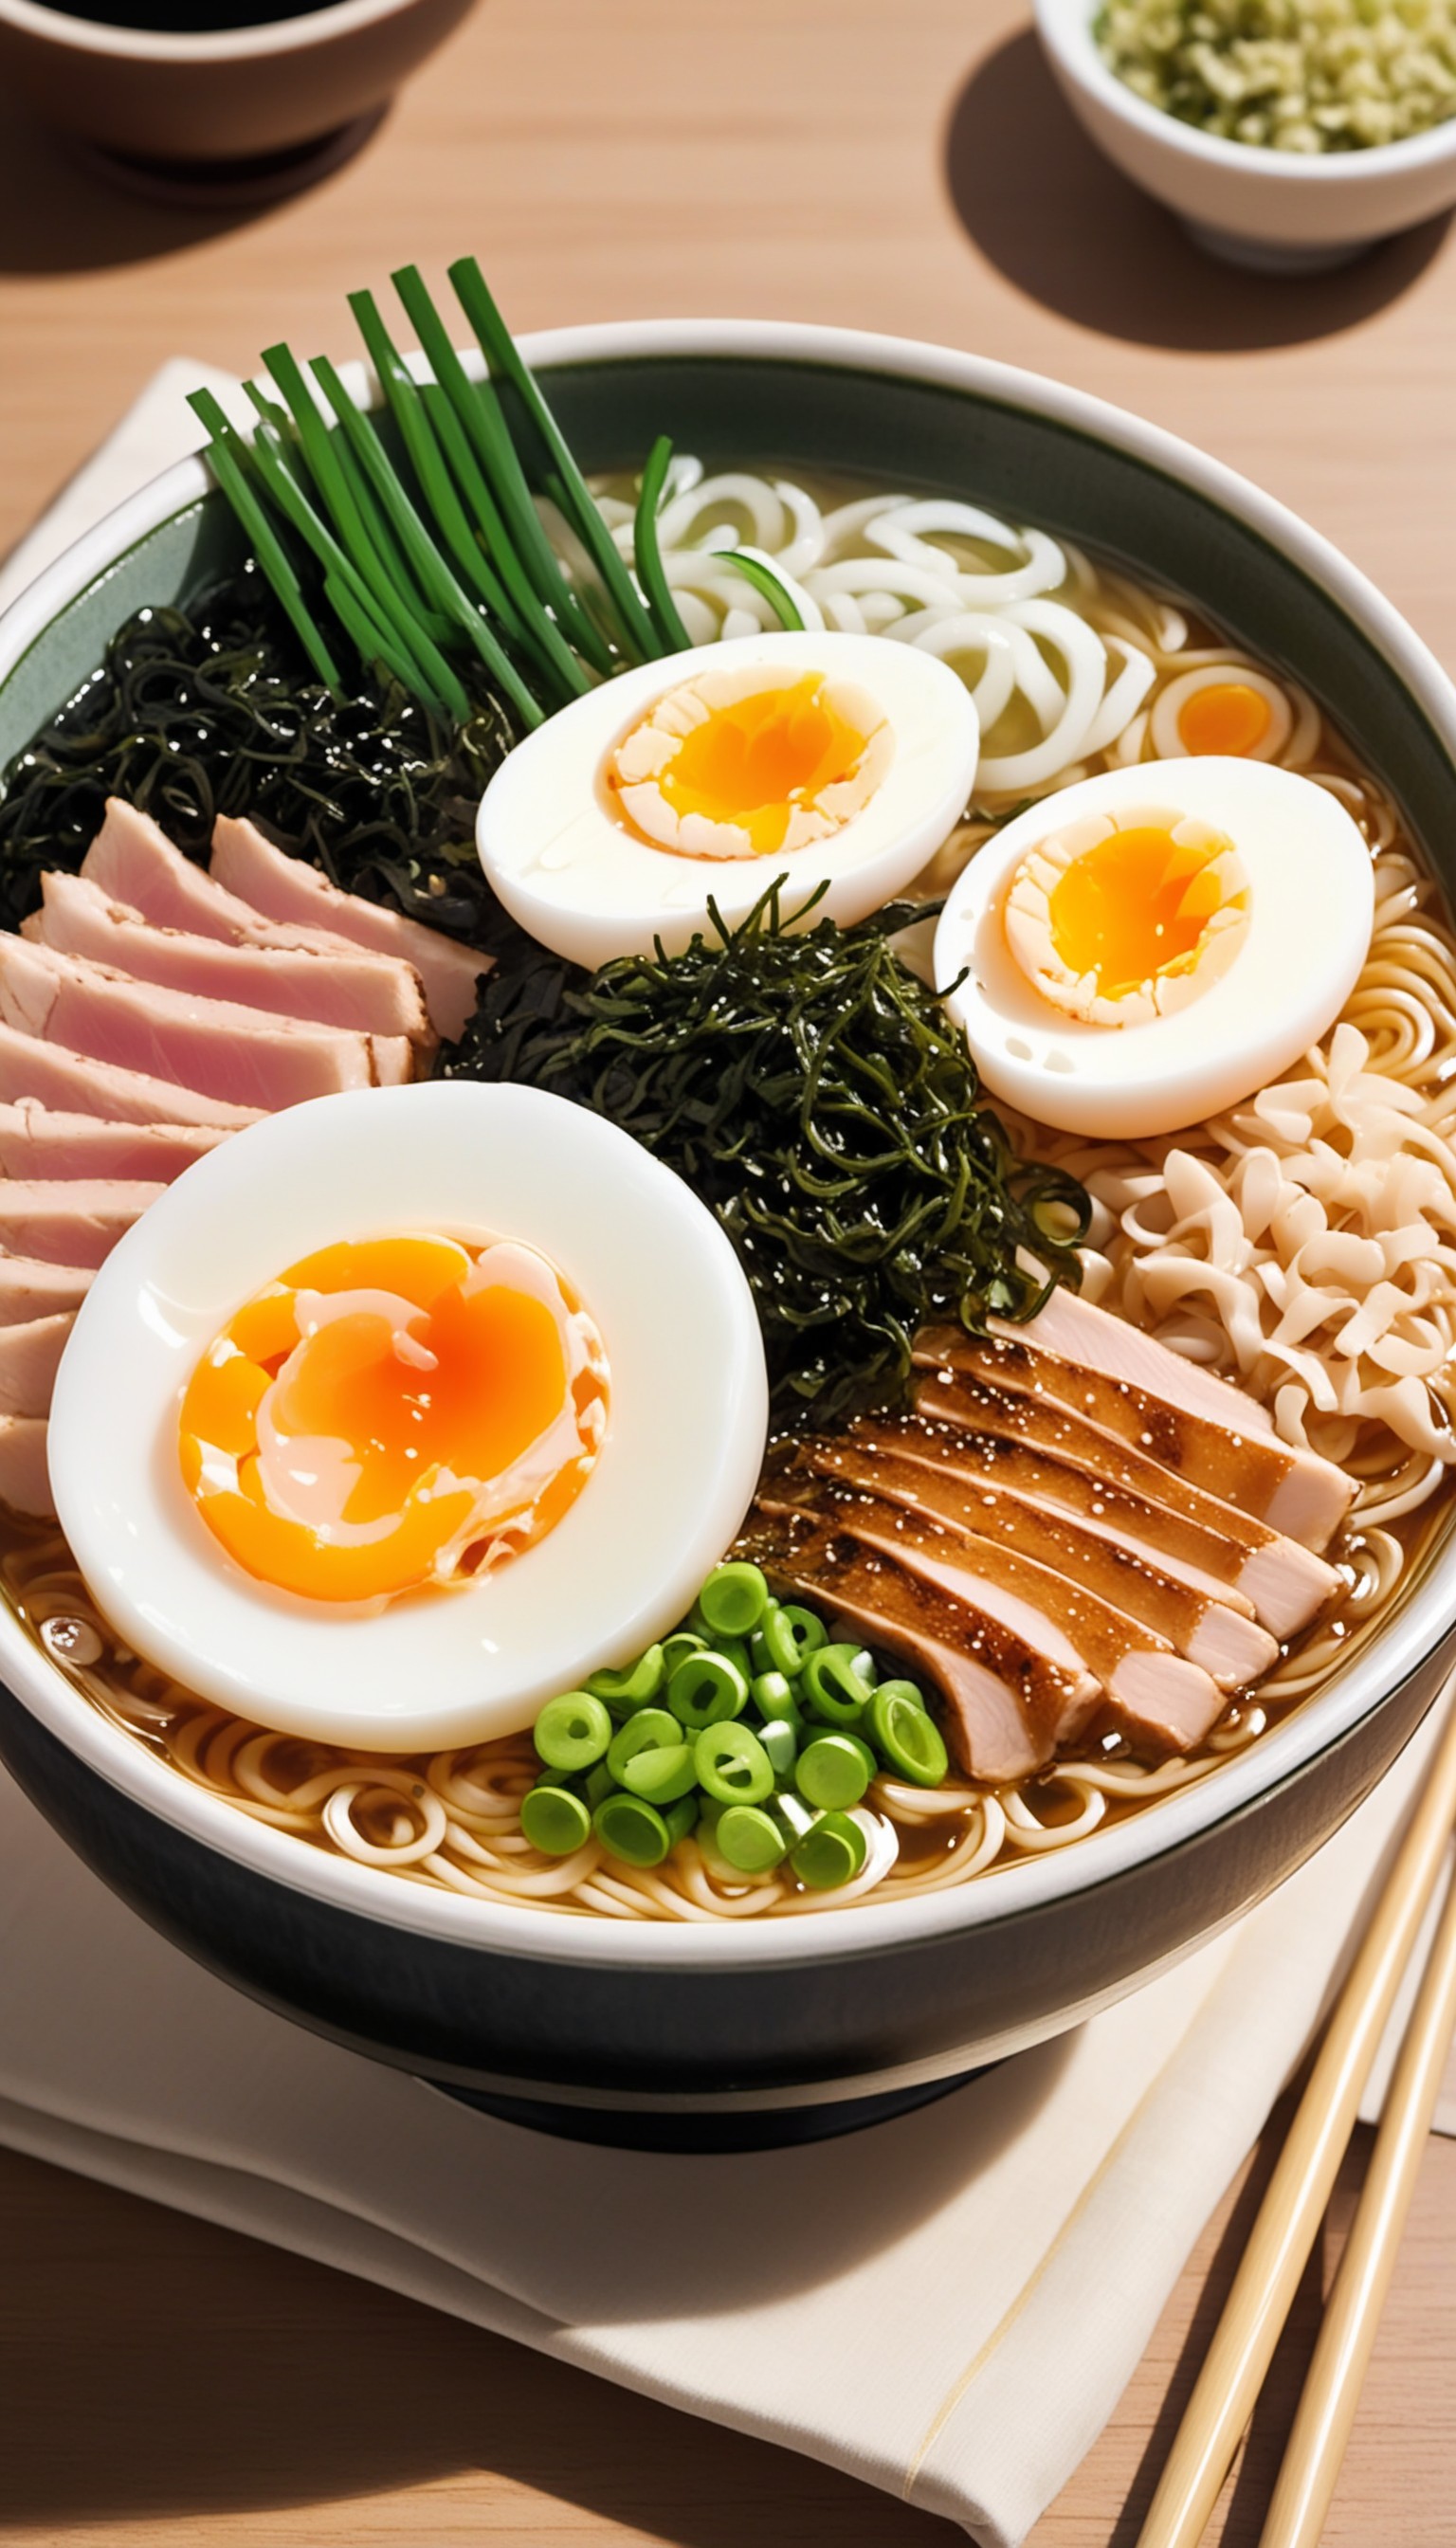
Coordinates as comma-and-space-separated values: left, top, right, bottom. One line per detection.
0, 0, 481, 196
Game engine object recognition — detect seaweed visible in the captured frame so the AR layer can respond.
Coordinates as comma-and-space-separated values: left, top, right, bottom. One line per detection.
439, 883, 1092, 1428
0, 560, 518, 945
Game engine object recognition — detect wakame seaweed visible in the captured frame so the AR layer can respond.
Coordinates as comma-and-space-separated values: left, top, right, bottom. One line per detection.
0, 561, 519, 944
440, 885, 1093, 1428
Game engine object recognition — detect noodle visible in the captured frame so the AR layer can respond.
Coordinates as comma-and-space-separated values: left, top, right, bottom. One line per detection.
8, 464, 1456, 1919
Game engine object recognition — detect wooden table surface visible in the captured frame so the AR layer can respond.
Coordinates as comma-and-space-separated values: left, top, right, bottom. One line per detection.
1, 0, 1455, 2537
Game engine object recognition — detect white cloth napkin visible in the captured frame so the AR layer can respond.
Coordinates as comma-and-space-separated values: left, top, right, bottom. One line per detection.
0, 367, 1452, 2546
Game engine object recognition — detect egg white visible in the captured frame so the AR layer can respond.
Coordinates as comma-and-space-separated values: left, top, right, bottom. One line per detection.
476, 630, 981, 969
47, 1083, 769, 1752
934, 757, 1374, 1140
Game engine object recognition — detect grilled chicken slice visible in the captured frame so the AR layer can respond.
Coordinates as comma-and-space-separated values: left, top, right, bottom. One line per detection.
0, 1019, 262, 1129
0, 1258, 93, 1327
763, 1472, 1228, 1756
916, 1324, 1354, 1553
809, 1431, 1280, 1688
742, 1506, 1099, 1782
913, 1371, 1339, 1641
0, 1099, 229, 1183
0, 937, 410, 1110
992, 1287, 1277, 1437
211, 815, 487, 1040
0, 1416, 55, 1519
28, 870, 433, 1048
0, 1180, 164, 1268
0, 1312, 75, 1416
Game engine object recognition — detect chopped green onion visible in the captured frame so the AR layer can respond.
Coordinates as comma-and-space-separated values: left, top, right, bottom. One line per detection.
666, 1649, 749, 1732
605, 1706, 681, 1783
800, 1642, 876, 1729
795, 1733, 871, 1811
867, 1686, 948, 1786
586, 1646, 665, 1710
620, 1740, 698, 1805
757, 1716, 799, 1779
751, 1669, 799, 1723
593, 1791, 673, 1867
521, 1785, 592, 1856
661, 1629, 707, 1678
695, 1720, 774, 1806
696, 1560, 770, 1639
716, 1804, 788, 1874
534, 1690, 613, 1774
792, 1811, 868, 1891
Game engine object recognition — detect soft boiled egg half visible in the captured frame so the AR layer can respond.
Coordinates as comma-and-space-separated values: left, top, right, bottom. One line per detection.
47, 1082, 768, 1752
934, 757, 1374, 1139
476, 631, 981, 968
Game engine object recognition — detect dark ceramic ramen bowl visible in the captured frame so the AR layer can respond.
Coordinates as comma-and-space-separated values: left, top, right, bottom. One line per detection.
2, 323, 1454, 2150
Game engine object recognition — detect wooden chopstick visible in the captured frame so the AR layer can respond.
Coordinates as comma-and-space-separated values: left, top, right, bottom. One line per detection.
1257, 1833, 1456, 2548
1134, 1684, 1456, 2548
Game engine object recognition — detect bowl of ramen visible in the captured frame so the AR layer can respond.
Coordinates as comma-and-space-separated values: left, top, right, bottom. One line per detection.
0, 282, 1453, 2150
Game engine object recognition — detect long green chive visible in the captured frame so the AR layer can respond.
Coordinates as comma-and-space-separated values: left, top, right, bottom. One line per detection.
249, 361, 458, 668
327, 425, 453, 641
323, 572, 446, 717
246, 406, 471, 721
186, 391, 341, 694
633, 436, 694, 655
346, 290, 581, 704
448, 255, 663, 666
718, 548, 808, 631
390, 264, 614, 676
309, 355, 545, 732
412, 379, 594, 701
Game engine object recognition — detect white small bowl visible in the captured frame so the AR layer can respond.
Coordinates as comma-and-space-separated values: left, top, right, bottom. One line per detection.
1034, 0, 1456, 270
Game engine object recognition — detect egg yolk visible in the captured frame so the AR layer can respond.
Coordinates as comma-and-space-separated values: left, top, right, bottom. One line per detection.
179, 1234, 608, 1606
607, 664, 895, 862
1047, 823, 1231, 998
649, 675, 868, 854
1176, 681, 1271, 758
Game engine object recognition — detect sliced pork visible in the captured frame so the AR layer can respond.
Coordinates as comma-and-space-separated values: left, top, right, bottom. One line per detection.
29, 869, 432, 1047
0, 1180, 164, 1268
0, 1416, 54, 1520
211, 814, 487, 1039
85, 799, 373, 956
0, 1258, 93, 1327
0, 937, 411, 1111
0, 1019, 261, 1130
913, 1369, 1339, 1641
808, 1432, 1279, 1689
762, 1472, 1228, 1756
0, 1313, 74, 1416
743, 1506, 1099, 1782
916, 1323, 1354, 1553
0, 1100, 229, 1184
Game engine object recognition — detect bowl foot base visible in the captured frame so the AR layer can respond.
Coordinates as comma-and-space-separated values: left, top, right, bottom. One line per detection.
432, 2065, 988, 2151
70, 108, 386, 209
1180, 219, 1374, 274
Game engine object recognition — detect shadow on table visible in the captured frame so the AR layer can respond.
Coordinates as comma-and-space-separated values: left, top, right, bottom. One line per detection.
0, 107, 332, 272
942, 32, 1451, 352
0, 2145, 959, 2541
1099, 2088, 1372, 2545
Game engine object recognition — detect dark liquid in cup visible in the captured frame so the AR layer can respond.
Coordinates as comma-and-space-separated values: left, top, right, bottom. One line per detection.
46, 0, 344, 26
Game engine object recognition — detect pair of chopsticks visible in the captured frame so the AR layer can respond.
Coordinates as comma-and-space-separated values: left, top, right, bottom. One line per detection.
1136, 1683, 1456, 2548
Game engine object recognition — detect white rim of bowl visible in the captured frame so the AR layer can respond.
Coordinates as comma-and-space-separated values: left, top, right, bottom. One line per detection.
0, 0, 430, 64
2, 314, 1455, 1972
1033, 0, 1456, 188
